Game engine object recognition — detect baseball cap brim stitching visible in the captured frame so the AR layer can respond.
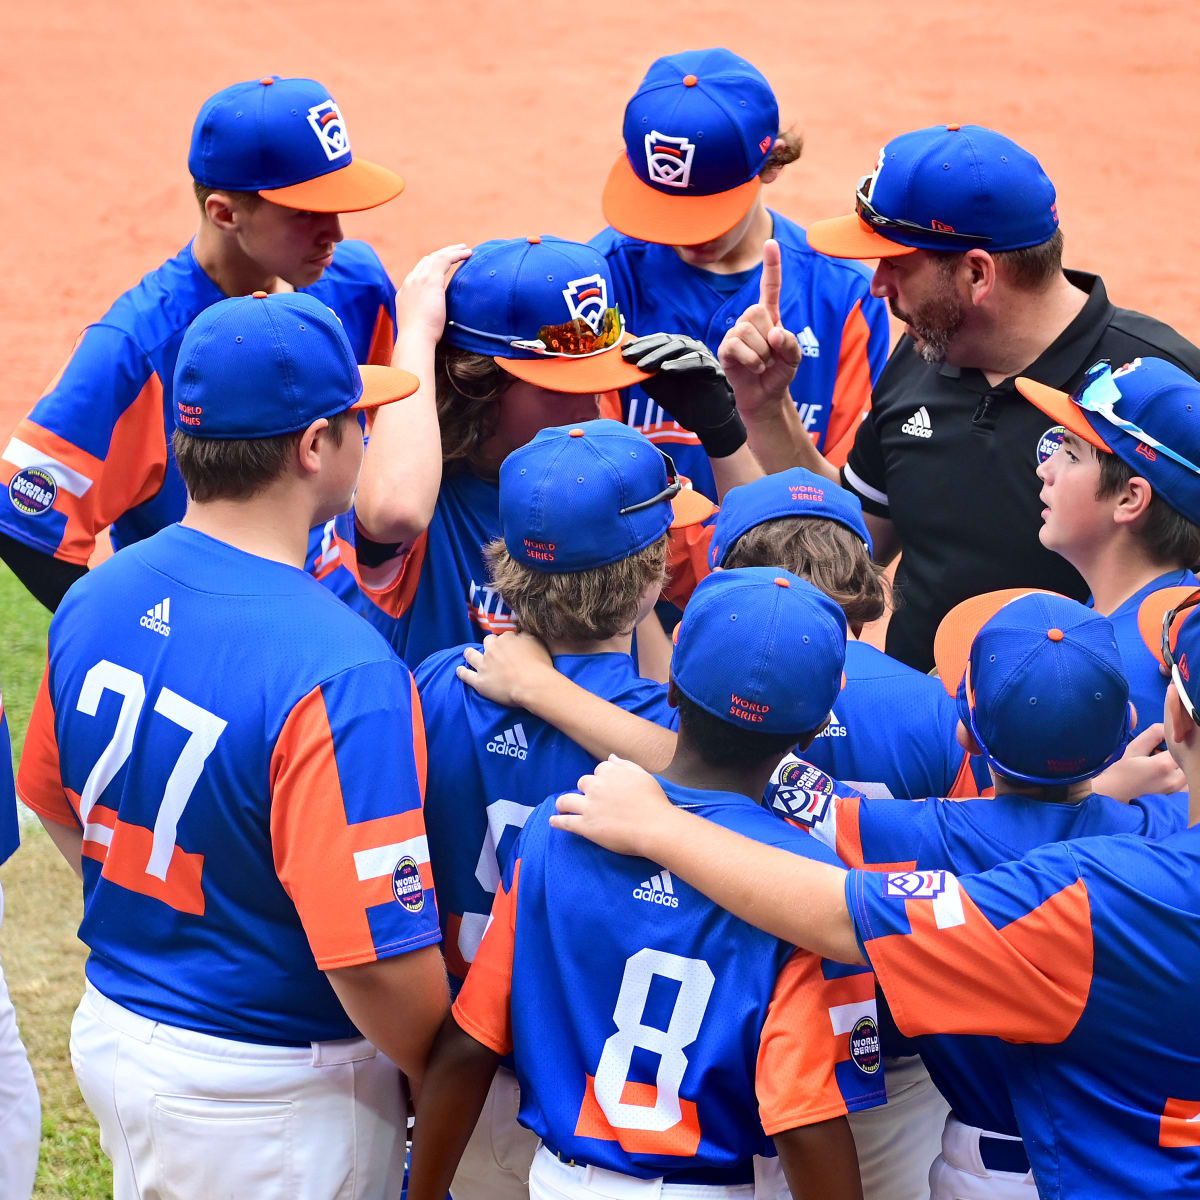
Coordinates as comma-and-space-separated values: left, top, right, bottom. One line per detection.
259, 157, 405, 213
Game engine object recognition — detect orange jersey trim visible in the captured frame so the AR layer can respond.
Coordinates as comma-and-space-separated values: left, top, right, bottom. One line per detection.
453, 859, 520, 1056
366, 306, 397, 368
821, 301, 874, 468
836, 796, 917, 873
662, 521, 714, 610
1160, 1098, 1200, 1148
15, 664, 76, 826
573, 1075, 702, 1157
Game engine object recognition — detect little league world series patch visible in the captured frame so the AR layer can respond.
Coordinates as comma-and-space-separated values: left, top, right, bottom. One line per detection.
767, 760, 835, 826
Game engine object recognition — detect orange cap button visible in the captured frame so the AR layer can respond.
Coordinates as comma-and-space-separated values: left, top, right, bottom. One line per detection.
773, 576, 791, 588
251, 290, 268, 298
683, 74, 698, 87
946, 123, 962, 131
260, 77, 275, 85
526, 234, 541, 244
568, 428, 585, 437
1047, 628, 1064, 642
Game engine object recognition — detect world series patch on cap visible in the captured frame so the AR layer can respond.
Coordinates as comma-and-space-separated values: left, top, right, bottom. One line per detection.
672, 566, 847, 735
189, 76, 404, 212
603, 48, 779, 246
933, 589, 1132, 786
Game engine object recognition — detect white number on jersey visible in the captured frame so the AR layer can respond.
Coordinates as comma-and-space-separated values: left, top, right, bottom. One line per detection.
594, 948, 715, 1132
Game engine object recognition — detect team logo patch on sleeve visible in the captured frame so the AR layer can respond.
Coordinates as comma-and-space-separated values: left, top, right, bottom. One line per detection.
306, 100, 351, 161
8, 466, 57, 516
768, 760, 835, 826
884, 870, 948, 900
849, 1016, 882, 1075
644, 131, 696, 189
1036, 425, 1067, 464
391, 856, 424, 912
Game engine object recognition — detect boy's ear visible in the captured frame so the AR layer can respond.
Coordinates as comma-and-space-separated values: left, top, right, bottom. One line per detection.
667, 677, 679, 710
794, 714, 831, 753
956, 719, 982, 757
1111, 475, 1154, 527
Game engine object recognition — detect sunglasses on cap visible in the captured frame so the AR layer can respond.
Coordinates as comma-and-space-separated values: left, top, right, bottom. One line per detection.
854, 174, 993, 248
448, 306, 626, 359
618, 448, 682, 516
1072, 360, 1200, 477
1161, 588, 1200, 722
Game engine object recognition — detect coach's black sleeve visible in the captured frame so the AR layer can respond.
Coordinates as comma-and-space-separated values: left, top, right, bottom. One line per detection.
840, 411, 889, 519
0, 531, 86, 611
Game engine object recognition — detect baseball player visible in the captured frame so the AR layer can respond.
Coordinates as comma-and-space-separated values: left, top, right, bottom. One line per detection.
0, 691, 40, 1199
413, 418, 711, 1198
408, 568, 885, 1200
554, 589, 1200, 1200
332, 235, 748, 667
592, 48, 890, 501
0, 75, 402, 611
16, 292, 448, 1200
1019, 356, 1200, 731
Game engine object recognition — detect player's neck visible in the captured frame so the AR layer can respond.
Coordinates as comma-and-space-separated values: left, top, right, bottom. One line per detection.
1066, 533, 1179, 618
194, 222, 289, 299
991, 775, 1094, 804
660, 740, 778, 803
180, 490, 314, 569
671, 203, 773, 275
543, 631, 634, 659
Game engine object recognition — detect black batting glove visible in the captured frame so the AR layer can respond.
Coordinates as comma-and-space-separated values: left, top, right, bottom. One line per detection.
623, 333, 748, 458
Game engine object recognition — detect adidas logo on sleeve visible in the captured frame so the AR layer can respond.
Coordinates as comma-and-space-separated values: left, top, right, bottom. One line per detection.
139, 598, 171, 637
633, 870, 678, 908
486, 722, 528, 760
901, 406, 933, 438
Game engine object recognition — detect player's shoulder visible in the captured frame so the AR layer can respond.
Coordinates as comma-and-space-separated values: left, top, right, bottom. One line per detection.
770, 211, 874, 287
1100, 301, 1200, 377
589, 226, 635, 258
413, 643, 480, 709
845, 642, 954, 704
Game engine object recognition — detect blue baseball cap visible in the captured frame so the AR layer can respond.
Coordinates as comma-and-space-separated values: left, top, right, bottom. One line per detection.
808, 124, 1058, 259
188, 76, 404, 213
672, 567, 847, 735
445, 236, 650, 394
1018, 357, 1200, 525
499, 420, 715, 573
603, 49, 779, 246
172, 291, 418, 439
709, 469, 872, 569
933, 590, 1132, 786
1139, 585, 1200, 721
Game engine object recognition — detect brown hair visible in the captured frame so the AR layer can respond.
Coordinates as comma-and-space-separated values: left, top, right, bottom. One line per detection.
483, 534, 668, 643
173, 410, 353, 503
721, 516, 890, 627
1095, 450, 1200, 569
435, 342, 515, 474
929, 228, 1065, 291
193, 179, 263, 215
759, 127, 804, 177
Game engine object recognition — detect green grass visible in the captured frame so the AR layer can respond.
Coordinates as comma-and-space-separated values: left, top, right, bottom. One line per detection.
0, 562, 112, 1198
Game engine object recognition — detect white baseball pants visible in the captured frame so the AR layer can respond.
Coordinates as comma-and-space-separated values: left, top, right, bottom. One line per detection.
451, 1065, 536, 1200
528, 1146, 761, 1200
0, 883, 40, 1199
928, 1116, 1037, 1200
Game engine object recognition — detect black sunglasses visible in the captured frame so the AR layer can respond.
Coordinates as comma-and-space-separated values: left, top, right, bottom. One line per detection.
855, 174, 993, 248
1161, 590, 1200, 722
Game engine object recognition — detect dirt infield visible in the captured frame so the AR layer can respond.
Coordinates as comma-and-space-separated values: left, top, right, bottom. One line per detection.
4, 0, 1199, 449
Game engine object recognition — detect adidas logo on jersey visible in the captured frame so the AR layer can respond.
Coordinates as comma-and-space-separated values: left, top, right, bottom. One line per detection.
817, 713, 847, 738
796, 326, 821, 358
633, 870, 678, 908
901, 407, 933, 438
486, 723, 528, 760
139, 598, 171, 637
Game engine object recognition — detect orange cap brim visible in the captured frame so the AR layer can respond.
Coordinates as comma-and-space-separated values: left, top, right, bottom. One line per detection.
932, 588, 1054, 697
1136, 585, 1200, 668
805, 214, 918, 260
352, 364, 420, 410
670, 486, 717, 529
495, 332, 651, 395
601, 153, 761, 247
259, 157, 405, 213
1014, 378, 1113, 453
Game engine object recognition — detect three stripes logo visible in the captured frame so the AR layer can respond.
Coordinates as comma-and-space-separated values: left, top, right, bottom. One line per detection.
486, 723, 529, 761
633, 870, 679, 908
140, 598, 171, 637
901, 406, 933, 439
796, 326, 821, 359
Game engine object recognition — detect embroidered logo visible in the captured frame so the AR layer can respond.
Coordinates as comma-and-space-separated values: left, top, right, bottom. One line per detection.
644, 131, 696, 189
561, 274, 608, 333
306, 100, 351, 161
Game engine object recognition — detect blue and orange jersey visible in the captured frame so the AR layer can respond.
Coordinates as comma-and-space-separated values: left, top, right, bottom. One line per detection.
455, 779, 885, 1180
0, 240, 395, 566
848, 825, 1200, 1200
826, 788, 1185, 1136
592, 213, 891, 500
1100, 569, 1197, 733
415, 647, 678, 991
16, 523, 439, 1045
1, 693, 17, 867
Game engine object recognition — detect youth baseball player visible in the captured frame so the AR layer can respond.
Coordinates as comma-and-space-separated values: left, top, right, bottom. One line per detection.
593, 48, 890, 500
0, 75, 402, 611
554, 589, 1200, 1200
414, 418, 710, 1198
0, 692, 40, 1199
17, 292, 448, 1200
408, 568, 885, 1200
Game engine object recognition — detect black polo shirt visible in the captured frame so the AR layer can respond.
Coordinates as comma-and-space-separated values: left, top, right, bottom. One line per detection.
843, 271, 1200, 671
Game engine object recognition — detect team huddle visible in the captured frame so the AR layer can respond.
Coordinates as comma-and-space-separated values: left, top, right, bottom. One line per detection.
2, 46, 1200, 1200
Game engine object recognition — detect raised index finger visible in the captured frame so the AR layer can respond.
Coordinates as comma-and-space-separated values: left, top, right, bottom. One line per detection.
759, 238, 782, 326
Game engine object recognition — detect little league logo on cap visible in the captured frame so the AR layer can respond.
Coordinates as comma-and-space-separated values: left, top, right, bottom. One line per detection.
499, 419, 714, 573
603, 48, 779, 246
172, 291, 418, 440
708, 467, 873, 568
444, 236, 651, 394
671, 567, 848, 736
807, 124, 1058, 259
933, 590, 1132, 787
1017, 357, 1200, 526
188, 76, 404, 213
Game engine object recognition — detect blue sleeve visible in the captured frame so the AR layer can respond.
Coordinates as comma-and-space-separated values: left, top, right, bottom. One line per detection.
856, 798, 931, 868
1128, 791, 1189, 837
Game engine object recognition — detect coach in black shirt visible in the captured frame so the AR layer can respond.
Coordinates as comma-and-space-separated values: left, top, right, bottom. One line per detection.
727, 124, 1200, 670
